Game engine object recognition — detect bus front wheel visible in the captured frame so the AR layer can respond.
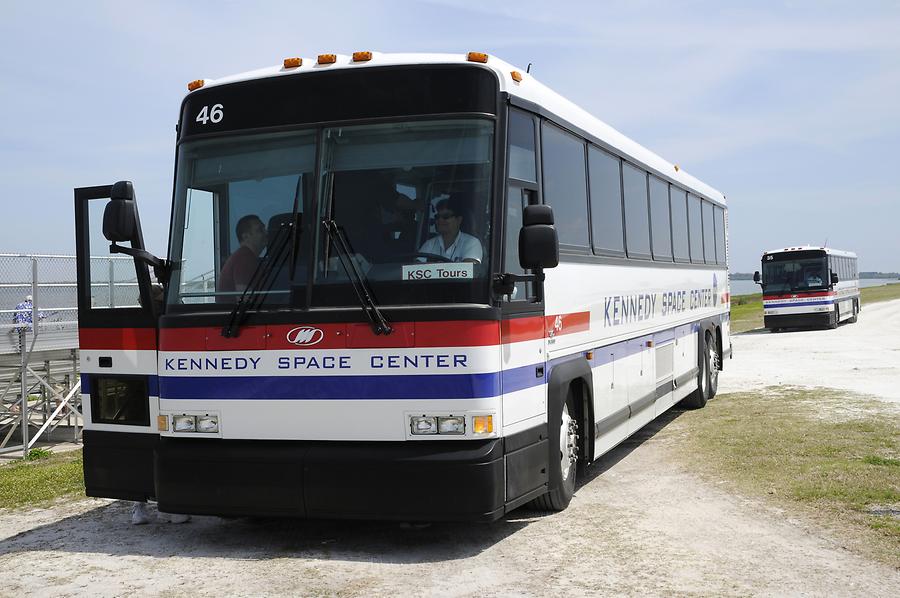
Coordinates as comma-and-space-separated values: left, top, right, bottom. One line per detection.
531, 389, 579, 512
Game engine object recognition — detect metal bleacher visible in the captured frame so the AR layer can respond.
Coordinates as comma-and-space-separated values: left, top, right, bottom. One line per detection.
0, 253, 138, 458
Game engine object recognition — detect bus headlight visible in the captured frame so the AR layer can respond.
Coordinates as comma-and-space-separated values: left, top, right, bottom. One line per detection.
196, 415, 219, 433
438, 416, 465, 435
173, 415, 196, 432
410, 416, 438, 435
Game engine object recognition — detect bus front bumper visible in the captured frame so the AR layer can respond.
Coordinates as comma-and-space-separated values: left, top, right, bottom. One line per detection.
84, 431, 507, 521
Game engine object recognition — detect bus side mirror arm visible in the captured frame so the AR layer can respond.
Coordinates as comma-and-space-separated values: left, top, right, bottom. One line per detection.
109, 243, 172, 285
493, 270, 546, 302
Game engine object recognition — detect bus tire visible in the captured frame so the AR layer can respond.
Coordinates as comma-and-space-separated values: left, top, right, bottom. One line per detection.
829, 305, 839, 329
679, 332, 715, 409
849, 300, 858, 323
531, 388, 579, 512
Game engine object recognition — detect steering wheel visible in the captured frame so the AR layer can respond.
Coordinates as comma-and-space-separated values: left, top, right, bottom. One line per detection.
394, 252, 454, 264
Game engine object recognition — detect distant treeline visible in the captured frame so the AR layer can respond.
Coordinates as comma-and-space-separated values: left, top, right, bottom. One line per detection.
733, 272, 899, 280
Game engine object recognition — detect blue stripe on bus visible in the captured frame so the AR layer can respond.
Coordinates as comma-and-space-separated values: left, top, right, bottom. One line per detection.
159, 372, 505, 401
763, 300, 834, 308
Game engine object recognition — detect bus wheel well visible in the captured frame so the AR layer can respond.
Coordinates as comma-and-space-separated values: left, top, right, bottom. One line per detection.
715, 326, 723, 371
567, 378, 593, 469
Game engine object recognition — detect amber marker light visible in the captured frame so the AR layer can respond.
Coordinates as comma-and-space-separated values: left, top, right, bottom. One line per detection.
511, 70, 523, 82
318, 54, 337, 64
187, 79, 205, 92
467, 51, 488, 63
352, 51, 373, 62
157, 415, 169, 432
585, 351, 594, 360
674, 164, 680, 172
283, 57, 303, 68
473, 415, 493, 434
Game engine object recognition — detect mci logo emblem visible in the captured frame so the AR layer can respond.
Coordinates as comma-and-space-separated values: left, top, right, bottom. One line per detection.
286, 326, 325, 346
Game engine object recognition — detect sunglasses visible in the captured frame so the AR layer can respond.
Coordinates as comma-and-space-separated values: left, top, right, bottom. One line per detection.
435, 212, 457, 220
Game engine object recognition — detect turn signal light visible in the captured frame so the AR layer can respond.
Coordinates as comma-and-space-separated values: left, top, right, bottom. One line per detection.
473, 415, 493, 434
352, 51, 372, 62
511, 71, 523, 82
467, 52, 488, 63
283, 57, 303, 68
187, 79, 205, 91
318, 54, 337, 64
157, 415, 169, 432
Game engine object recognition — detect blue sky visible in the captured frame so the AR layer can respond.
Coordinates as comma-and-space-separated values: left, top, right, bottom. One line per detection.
1, 1, 898, 272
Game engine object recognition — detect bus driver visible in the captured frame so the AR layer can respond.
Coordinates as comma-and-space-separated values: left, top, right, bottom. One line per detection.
218, 214, 267, 293
418, 196, 482, 264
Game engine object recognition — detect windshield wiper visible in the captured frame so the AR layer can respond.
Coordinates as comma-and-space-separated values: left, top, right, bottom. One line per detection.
322, 219, 392, 336
221, 219, 293, 338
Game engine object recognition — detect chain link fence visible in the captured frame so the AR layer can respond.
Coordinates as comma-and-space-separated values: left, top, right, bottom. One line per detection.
0, 253, 141, 354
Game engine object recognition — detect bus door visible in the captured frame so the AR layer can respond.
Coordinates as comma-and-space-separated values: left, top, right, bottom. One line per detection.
74, 184, 160, 501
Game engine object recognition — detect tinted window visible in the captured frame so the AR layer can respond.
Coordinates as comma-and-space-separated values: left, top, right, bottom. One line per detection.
670, 187, 689, 262
588, 147, 624, 255
714, 205, 727, 265
623, 163, 650, 259
688, 193, 703, 263
508, 109, 536, 182
542, 124, 589, 248
649, 175, 672, 261
702, 201, 716, 263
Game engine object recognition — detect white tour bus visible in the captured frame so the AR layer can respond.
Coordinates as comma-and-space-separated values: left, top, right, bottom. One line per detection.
754, 246, 859, 331
74, 52, 730, 521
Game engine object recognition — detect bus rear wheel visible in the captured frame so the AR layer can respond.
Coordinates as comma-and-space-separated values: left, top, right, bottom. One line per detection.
680, 331, 716, 409
531, 389, 578, 512
849, 300, 859, 323
829, 305, 840, 329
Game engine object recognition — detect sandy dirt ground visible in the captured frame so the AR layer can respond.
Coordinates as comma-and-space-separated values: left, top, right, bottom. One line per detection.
720, 298, 900, 404
1, 301, 899, 597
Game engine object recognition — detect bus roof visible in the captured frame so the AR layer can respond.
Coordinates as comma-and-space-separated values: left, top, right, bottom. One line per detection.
763, 246, 857, 258
188, 52, 726, 206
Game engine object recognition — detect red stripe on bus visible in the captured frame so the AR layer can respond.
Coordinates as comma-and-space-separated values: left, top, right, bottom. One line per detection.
501, 316, 545, 343
79, 328, 157, 350
545, 311, 591, 338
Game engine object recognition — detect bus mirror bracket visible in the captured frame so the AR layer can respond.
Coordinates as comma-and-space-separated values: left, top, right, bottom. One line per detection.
493, 271, 546, 302
109, 243, 171, 285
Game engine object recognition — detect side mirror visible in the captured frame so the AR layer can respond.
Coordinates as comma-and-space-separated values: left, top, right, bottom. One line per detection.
831, 272, 839, 284
102, 181, 137, 242
753, 271, 761, 284
519, 205, 559, 270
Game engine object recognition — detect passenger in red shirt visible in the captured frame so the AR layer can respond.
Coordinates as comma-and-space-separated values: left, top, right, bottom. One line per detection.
218, 215, 267, 294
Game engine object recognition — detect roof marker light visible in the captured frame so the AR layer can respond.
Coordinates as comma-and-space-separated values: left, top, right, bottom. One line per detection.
467, 52, 488, 63
352, 51, 373, 62
674, 164, 680, 172
283, 57, 303, 68
511, 70, 523, 82
318, 54, 337, 64
187, 79, 205, 92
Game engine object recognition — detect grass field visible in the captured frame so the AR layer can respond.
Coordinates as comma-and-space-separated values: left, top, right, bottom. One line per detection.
672, 387, 900, 568
0, 449, 84, 509
730, 282, 900, 333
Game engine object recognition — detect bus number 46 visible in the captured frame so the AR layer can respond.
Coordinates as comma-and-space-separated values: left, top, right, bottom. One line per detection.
196, 104, 224, 125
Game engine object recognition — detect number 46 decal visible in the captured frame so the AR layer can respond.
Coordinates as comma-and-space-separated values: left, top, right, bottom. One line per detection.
196, 104, 224, 125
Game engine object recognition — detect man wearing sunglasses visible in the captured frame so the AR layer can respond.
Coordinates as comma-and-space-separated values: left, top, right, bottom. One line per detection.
418, 196, 483, 264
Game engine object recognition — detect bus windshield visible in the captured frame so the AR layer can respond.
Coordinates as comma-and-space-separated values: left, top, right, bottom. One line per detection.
167, 118, 494, 308
762, 255, 828, 293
